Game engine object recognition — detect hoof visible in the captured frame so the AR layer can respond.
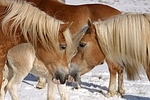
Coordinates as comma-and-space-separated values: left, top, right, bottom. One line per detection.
36, 83, 46, 89
105, 91, 116, 98
66, 81, 72, 86
117, 89, 125, 97
75, 83, 81, 89
119, 89, 125, 94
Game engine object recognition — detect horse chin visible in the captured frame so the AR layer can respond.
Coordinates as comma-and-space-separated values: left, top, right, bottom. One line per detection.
52, 78, 60, 84
67, 75, 75, 82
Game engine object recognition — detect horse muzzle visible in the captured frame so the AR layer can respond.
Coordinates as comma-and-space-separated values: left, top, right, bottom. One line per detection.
68, 63, 81, 82
53, 69, 69, 84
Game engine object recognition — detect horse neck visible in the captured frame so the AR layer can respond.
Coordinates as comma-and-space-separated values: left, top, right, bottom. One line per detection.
0, 6, 25, 44
0, 31, 26, 55
28, 0, 78, 33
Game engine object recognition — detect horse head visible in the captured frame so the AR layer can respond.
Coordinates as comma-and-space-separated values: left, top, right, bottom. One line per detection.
69, 19, 105, 82
36, 22, 74, 84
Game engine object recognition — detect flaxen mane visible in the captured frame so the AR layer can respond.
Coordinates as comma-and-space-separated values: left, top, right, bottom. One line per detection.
94, 13, 150, 80
1, 0, 73, 61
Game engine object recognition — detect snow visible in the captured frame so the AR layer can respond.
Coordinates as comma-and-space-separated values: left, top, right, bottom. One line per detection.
66, 0, 150, 13
5, 63, 150, 100
5, 0, 150, 100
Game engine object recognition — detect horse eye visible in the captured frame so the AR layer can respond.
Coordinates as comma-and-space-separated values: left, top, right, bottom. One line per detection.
79, 42, 86, 48
60, 44, 66, 50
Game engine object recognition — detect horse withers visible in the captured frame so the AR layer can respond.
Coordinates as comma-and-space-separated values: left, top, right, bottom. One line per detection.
0, 0, 74, 99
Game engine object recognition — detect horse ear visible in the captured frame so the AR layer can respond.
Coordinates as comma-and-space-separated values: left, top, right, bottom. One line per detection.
87, 18, 96, 36
87, 17, 92, 27
60, 22, 73, 32
87, 18, 95, 32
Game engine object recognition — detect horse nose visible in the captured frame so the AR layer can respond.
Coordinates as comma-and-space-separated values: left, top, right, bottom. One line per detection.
53, 69, 69, 84
68, 63, 80, 82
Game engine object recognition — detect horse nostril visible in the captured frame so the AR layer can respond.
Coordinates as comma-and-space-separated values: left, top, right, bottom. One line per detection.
72, 73, 77, 78
65, 74, 69, 80
54, 73, 68, 84
54, 69, 69, 84
55, 75, 60, 80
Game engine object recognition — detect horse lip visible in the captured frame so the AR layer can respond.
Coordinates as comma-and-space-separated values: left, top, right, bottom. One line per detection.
52, 77, 60, 84
70, 73, 80, 82
54, 69, 69, 84
69, 63, 80, 80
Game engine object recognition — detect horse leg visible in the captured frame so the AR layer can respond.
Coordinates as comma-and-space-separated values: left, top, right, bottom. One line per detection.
57, 84, 68, 100
67, 76, 81, 89
0, 66, 3, 95
47, 76, 57, 100
105, 59, 117, 97
73, 77, 81, 89
47, 78, 68, 100
7, 71, 28, 100
145, 69, 150, 81
7, 75, 21, 100
6, 60, 32, 100
36, 77, 46, 89
0, 68, 5, 100
76, 78, 81, 89
1, 64, 9, 100
117, 66, 125, 97
1, 77, 8, 100
0, 54, 7, 99
7, 69, 30, 100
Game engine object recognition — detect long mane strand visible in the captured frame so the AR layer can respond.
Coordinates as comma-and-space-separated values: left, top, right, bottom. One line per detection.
95, 13, 150, 80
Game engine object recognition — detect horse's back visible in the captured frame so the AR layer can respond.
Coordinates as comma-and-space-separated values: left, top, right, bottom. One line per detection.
25, 0, 121, 34
87, 4, 120, 20
32, 0, 120, 20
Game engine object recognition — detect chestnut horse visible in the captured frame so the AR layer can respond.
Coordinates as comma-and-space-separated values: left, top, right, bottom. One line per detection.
25, 0, 123, 97
2, 43, 68, 100
0, 0, 73, 96
72, 13, 150, 97
94, 13, 150, 80
70, 19, 124, 97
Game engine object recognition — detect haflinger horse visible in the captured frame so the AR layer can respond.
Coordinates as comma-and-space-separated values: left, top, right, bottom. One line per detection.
71, 13, 150, 97
0, 0, 74, 99
24, 0, 124, 97
70, 19, 124, 97
2, 43, 68, 100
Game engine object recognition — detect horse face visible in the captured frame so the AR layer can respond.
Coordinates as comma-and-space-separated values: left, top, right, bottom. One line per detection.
36, 26, 73, 84
69, 19, 105, 82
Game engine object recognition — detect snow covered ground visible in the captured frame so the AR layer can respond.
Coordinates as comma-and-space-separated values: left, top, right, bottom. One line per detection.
5, 63, 150, 100
66, 0, 150, 13
5, 0, 150, 100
